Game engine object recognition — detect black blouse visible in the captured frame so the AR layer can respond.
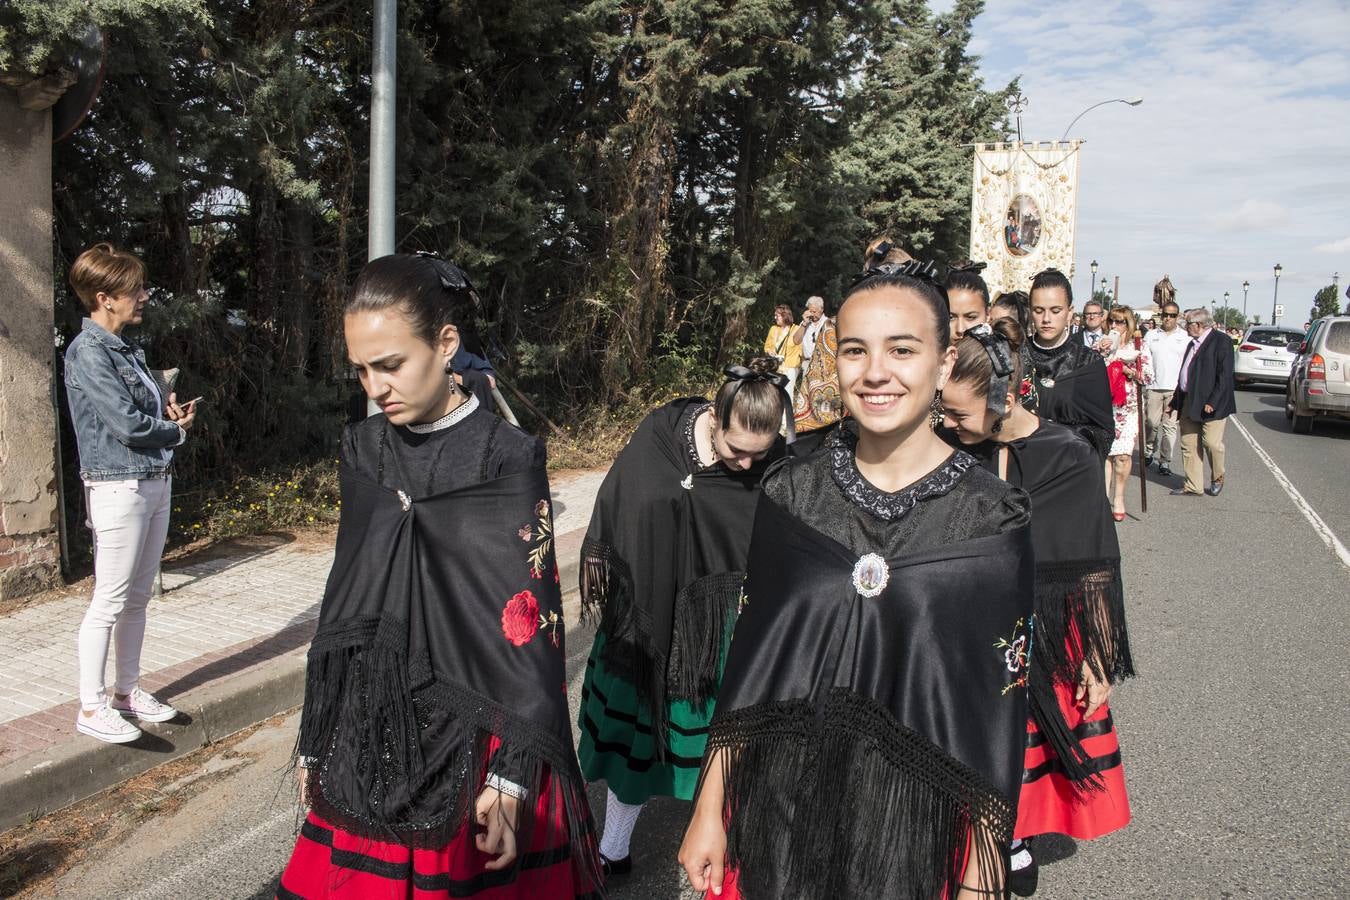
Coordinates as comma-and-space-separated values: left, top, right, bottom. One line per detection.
342, 396, 545, 497
762, 422, 1030, 558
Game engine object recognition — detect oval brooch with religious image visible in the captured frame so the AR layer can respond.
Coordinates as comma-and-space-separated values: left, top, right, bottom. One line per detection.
852, 552, 889, 598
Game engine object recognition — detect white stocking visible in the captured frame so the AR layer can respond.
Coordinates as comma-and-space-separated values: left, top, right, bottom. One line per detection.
598, 789, 645, 861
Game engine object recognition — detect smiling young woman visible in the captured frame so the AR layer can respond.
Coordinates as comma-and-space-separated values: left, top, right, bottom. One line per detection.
680, 261, 1036, 900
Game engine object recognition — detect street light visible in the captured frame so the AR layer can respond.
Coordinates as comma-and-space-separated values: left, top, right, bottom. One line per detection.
1272, 263, 1283, 325
1090, 259, 1099, 305
1059, 97, 1144, 141
1223, 291, 1230, 327
1242, 280, 1250, 322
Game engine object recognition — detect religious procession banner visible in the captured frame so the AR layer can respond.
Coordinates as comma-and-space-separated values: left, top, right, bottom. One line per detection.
969, 141, 1081, 297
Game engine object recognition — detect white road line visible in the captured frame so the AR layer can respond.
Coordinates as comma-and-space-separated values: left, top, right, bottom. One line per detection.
129, 806, 293, 900
1231, 415, 1350, 569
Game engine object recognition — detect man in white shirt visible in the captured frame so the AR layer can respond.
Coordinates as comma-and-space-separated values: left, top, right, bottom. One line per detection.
1142, 301, 1191, 475
792, 295, 828, 362
1080, 301, 1106, 348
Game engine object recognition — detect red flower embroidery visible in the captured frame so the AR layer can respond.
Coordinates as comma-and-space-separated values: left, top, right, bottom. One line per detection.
518, 525, 533, 542
501, 590, 540, 646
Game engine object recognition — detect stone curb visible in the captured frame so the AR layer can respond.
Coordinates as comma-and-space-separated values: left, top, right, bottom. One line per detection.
0, 561, 583, 834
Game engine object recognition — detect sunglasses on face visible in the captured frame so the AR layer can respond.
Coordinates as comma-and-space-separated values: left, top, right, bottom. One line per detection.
1109, 318, 1127, 324
1160, 312, 1179, 318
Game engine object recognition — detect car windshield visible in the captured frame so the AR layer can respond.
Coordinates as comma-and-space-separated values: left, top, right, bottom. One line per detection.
1325, 322, 1350, 354
1247, 329, 1301, 348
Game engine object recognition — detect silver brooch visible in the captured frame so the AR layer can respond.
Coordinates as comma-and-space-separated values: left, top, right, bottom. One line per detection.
851, 552, 889, 598
397, 490, 412, 511
1040, 377, 1056, 388
680, 475, 693, 490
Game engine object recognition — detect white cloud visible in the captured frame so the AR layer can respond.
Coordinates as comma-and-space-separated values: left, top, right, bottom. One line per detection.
1213, 200, 1291, 233
1314, 236, 1350, 254
967, 0, 1350, 309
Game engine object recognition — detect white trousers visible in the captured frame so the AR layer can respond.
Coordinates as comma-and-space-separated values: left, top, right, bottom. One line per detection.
78, 477, 172, 709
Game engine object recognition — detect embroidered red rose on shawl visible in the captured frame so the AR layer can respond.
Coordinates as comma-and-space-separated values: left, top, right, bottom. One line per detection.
501, 590, 540, 646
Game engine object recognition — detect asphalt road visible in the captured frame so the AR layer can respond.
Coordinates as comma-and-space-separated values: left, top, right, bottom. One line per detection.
20, 386, 1350, 898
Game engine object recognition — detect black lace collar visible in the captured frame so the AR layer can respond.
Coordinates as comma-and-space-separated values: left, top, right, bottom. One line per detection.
681, 401, 713, 470
829, 425, 976, 521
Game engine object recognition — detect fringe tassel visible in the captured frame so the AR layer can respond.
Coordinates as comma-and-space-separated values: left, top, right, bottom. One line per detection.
706, 691, 1013, 900
582, 537, 674, 760
1033, 558, 1135, 686
1025, 657, 1099, 790
667, 572, 743, 708
304, 659, 606, 895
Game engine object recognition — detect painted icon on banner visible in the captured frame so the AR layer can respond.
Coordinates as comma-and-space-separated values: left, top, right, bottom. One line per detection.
1004, 194, 1042, 257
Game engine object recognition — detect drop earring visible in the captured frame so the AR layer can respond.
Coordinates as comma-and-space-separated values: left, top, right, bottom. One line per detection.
929, 391, 944, 430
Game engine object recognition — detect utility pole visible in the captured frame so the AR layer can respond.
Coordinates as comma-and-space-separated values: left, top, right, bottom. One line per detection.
370, 0, 396, 260
366, 0, 396, 417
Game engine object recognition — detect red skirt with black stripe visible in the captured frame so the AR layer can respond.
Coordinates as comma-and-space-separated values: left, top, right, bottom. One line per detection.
1014, 679, 1131, 841
278, 773, 601, 899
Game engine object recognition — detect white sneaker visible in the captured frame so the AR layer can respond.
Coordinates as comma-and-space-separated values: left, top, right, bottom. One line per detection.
109, 687, 178, 723
76, 704, 143, 744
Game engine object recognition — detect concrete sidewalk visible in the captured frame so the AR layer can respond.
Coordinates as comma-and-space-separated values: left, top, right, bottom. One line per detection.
0, 466, 606, 833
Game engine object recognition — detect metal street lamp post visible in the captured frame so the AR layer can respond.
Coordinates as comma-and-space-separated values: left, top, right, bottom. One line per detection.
1101, 277, 1109, 311
1223, 291, 1230, 327
1242, 280, 1249, 322
1272, 263, 1283, 325
1089, 259, 1098, 306
1059, 97, 1145, 142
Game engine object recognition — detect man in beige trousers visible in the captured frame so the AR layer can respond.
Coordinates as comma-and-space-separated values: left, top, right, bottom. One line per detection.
1168, 309, 1236, 497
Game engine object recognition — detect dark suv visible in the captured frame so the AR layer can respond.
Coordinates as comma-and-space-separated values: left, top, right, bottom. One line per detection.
1286, 315, 1350, 434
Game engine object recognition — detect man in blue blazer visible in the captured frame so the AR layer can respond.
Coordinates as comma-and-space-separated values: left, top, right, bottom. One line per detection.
1168, 308, 1236, 496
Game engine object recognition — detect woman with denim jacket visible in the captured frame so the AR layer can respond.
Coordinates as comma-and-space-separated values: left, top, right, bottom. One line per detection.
63, 244, 196, 744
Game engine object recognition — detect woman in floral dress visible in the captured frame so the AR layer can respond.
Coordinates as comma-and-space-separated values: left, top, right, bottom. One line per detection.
1099, 308, 1153, 521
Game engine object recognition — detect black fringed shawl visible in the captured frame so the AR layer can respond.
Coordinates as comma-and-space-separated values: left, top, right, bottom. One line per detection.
976, 421, 1135, 787
580, 399, 777, 753
1027, 337, 1114, 458
296, 458, 601, 888
704, 492, 1036, 899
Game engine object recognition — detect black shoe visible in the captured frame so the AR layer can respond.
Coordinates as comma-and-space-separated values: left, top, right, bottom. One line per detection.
600, 854, 632, 879
1007, 843, 1039, 896
1169, 488, 1201, 496
1143, 455, 1154, 469
1157, 465, 1172, 477
1205, 479, 1224, 496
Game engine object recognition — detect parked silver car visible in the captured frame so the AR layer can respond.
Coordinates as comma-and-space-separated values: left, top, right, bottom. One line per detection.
1285, 315, 1350, 434
1235, 326, 1303, 387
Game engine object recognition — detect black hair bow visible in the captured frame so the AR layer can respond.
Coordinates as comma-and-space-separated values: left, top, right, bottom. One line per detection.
413, 251, 475, 293
849, 258, 946, 296
948, 260, 988, 275
720, 364, 795, 444
962, 324, 1015, 417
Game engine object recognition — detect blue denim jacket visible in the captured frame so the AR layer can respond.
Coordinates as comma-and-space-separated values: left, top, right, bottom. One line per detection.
64, 318, 183, 482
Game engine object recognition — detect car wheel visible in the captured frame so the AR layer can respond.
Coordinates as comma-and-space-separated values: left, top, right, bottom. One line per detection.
1285, 394, 1294, 421
1292, 412, 1315, 434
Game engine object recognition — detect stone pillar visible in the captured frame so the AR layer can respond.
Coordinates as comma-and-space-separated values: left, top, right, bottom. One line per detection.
0, 87, 61, 599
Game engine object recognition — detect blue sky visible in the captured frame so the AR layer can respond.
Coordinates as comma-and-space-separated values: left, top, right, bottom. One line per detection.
950, 0, 1350, 323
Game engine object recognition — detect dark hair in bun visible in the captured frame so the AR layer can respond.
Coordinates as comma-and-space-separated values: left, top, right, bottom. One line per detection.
347, 253, 478, 346
950, 317, 1025, 399
713, 354, 785, 436
945, 261, 990, 306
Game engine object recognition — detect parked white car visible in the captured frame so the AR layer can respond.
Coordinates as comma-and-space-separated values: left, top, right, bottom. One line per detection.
1235, 326, 1303, 387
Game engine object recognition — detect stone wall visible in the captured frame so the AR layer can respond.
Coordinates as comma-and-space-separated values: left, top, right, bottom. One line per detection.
0, 88, 61, 599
